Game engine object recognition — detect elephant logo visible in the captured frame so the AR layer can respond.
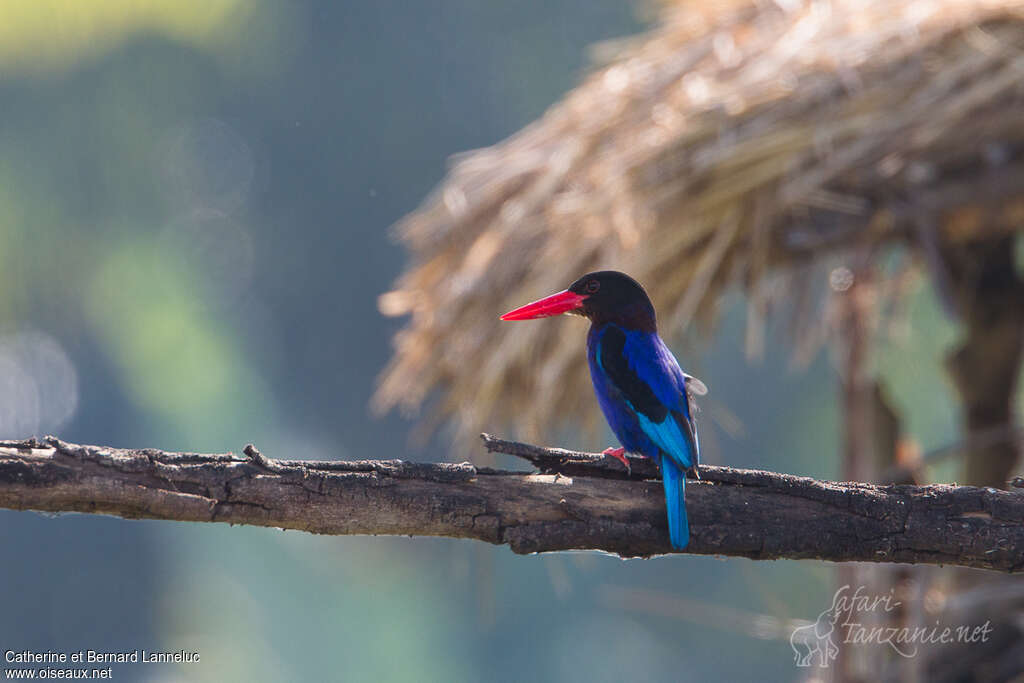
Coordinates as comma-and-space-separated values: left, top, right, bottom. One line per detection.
790, 589, 843, 668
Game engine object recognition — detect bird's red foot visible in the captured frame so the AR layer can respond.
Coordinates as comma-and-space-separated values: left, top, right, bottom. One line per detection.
602, 447, 631, 474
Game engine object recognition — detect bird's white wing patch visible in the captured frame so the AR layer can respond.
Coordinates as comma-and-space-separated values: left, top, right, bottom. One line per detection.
684, 373, 708, 396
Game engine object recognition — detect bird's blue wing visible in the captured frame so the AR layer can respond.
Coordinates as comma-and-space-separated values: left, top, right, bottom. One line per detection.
594, 325, 698, 471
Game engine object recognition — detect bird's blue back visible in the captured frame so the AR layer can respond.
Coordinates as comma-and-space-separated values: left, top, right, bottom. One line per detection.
587, 323, 699, 549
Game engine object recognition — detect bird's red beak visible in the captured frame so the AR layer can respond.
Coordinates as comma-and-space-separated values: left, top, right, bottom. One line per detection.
500, 290, 587, 321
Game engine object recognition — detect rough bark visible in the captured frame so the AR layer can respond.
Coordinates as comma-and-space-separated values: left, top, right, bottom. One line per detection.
0, 435, 1021, 572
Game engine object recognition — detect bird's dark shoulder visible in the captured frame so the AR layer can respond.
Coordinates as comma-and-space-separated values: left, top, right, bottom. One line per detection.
593, 324, 669, 422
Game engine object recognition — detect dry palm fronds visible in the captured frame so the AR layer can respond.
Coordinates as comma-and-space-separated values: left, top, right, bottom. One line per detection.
375, 0, 1024, 453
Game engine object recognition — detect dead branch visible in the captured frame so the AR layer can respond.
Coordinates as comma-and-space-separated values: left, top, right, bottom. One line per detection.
0, 435, 1020, 572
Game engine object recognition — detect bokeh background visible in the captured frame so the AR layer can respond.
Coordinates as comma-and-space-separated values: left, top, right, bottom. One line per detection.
0, 1, 1009, 681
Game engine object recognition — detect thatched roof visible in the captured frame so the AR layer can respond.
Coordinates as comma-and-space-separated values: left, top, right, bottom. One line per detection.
375, 0, 1024, 451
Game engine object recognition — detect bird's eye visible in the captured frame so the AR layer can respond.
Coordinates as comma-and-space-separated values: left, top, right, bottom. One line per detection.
585, 280, 600, 294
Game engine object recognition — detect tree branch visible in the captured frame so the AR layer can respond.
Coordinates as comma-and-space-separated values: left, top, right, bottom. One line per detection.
0, 435, 1021, 572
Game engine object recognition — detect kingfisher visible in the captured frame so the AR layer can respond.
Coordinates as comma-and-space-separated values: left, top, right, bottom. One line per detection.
501, 270, 706, 550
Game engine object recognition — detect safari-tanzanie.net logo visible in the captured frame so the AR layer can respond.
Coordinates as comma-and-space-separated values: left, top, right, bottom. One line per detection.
789, 584, 993, 668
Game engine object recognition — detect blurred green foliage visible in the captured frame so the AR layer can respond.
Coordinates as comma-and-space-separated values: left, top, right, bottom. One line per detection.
0, 0, 245, 75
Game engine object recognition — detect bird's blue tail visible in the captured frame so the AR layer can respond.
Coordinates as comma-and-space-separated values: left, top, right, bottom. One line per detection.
661, 457, 689, 549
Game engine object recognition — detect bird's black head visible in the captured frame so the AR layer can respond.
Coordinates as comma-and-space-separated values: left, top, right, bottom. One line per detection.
501, 270, 657, 332
567, 271, 656, 331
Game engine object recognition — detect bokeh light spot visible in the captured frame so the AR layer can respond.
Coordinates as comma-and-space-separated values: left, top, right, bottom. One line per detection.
158, 118, 255, 214
0, 330, 79, 436
159, 209, 256, 309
